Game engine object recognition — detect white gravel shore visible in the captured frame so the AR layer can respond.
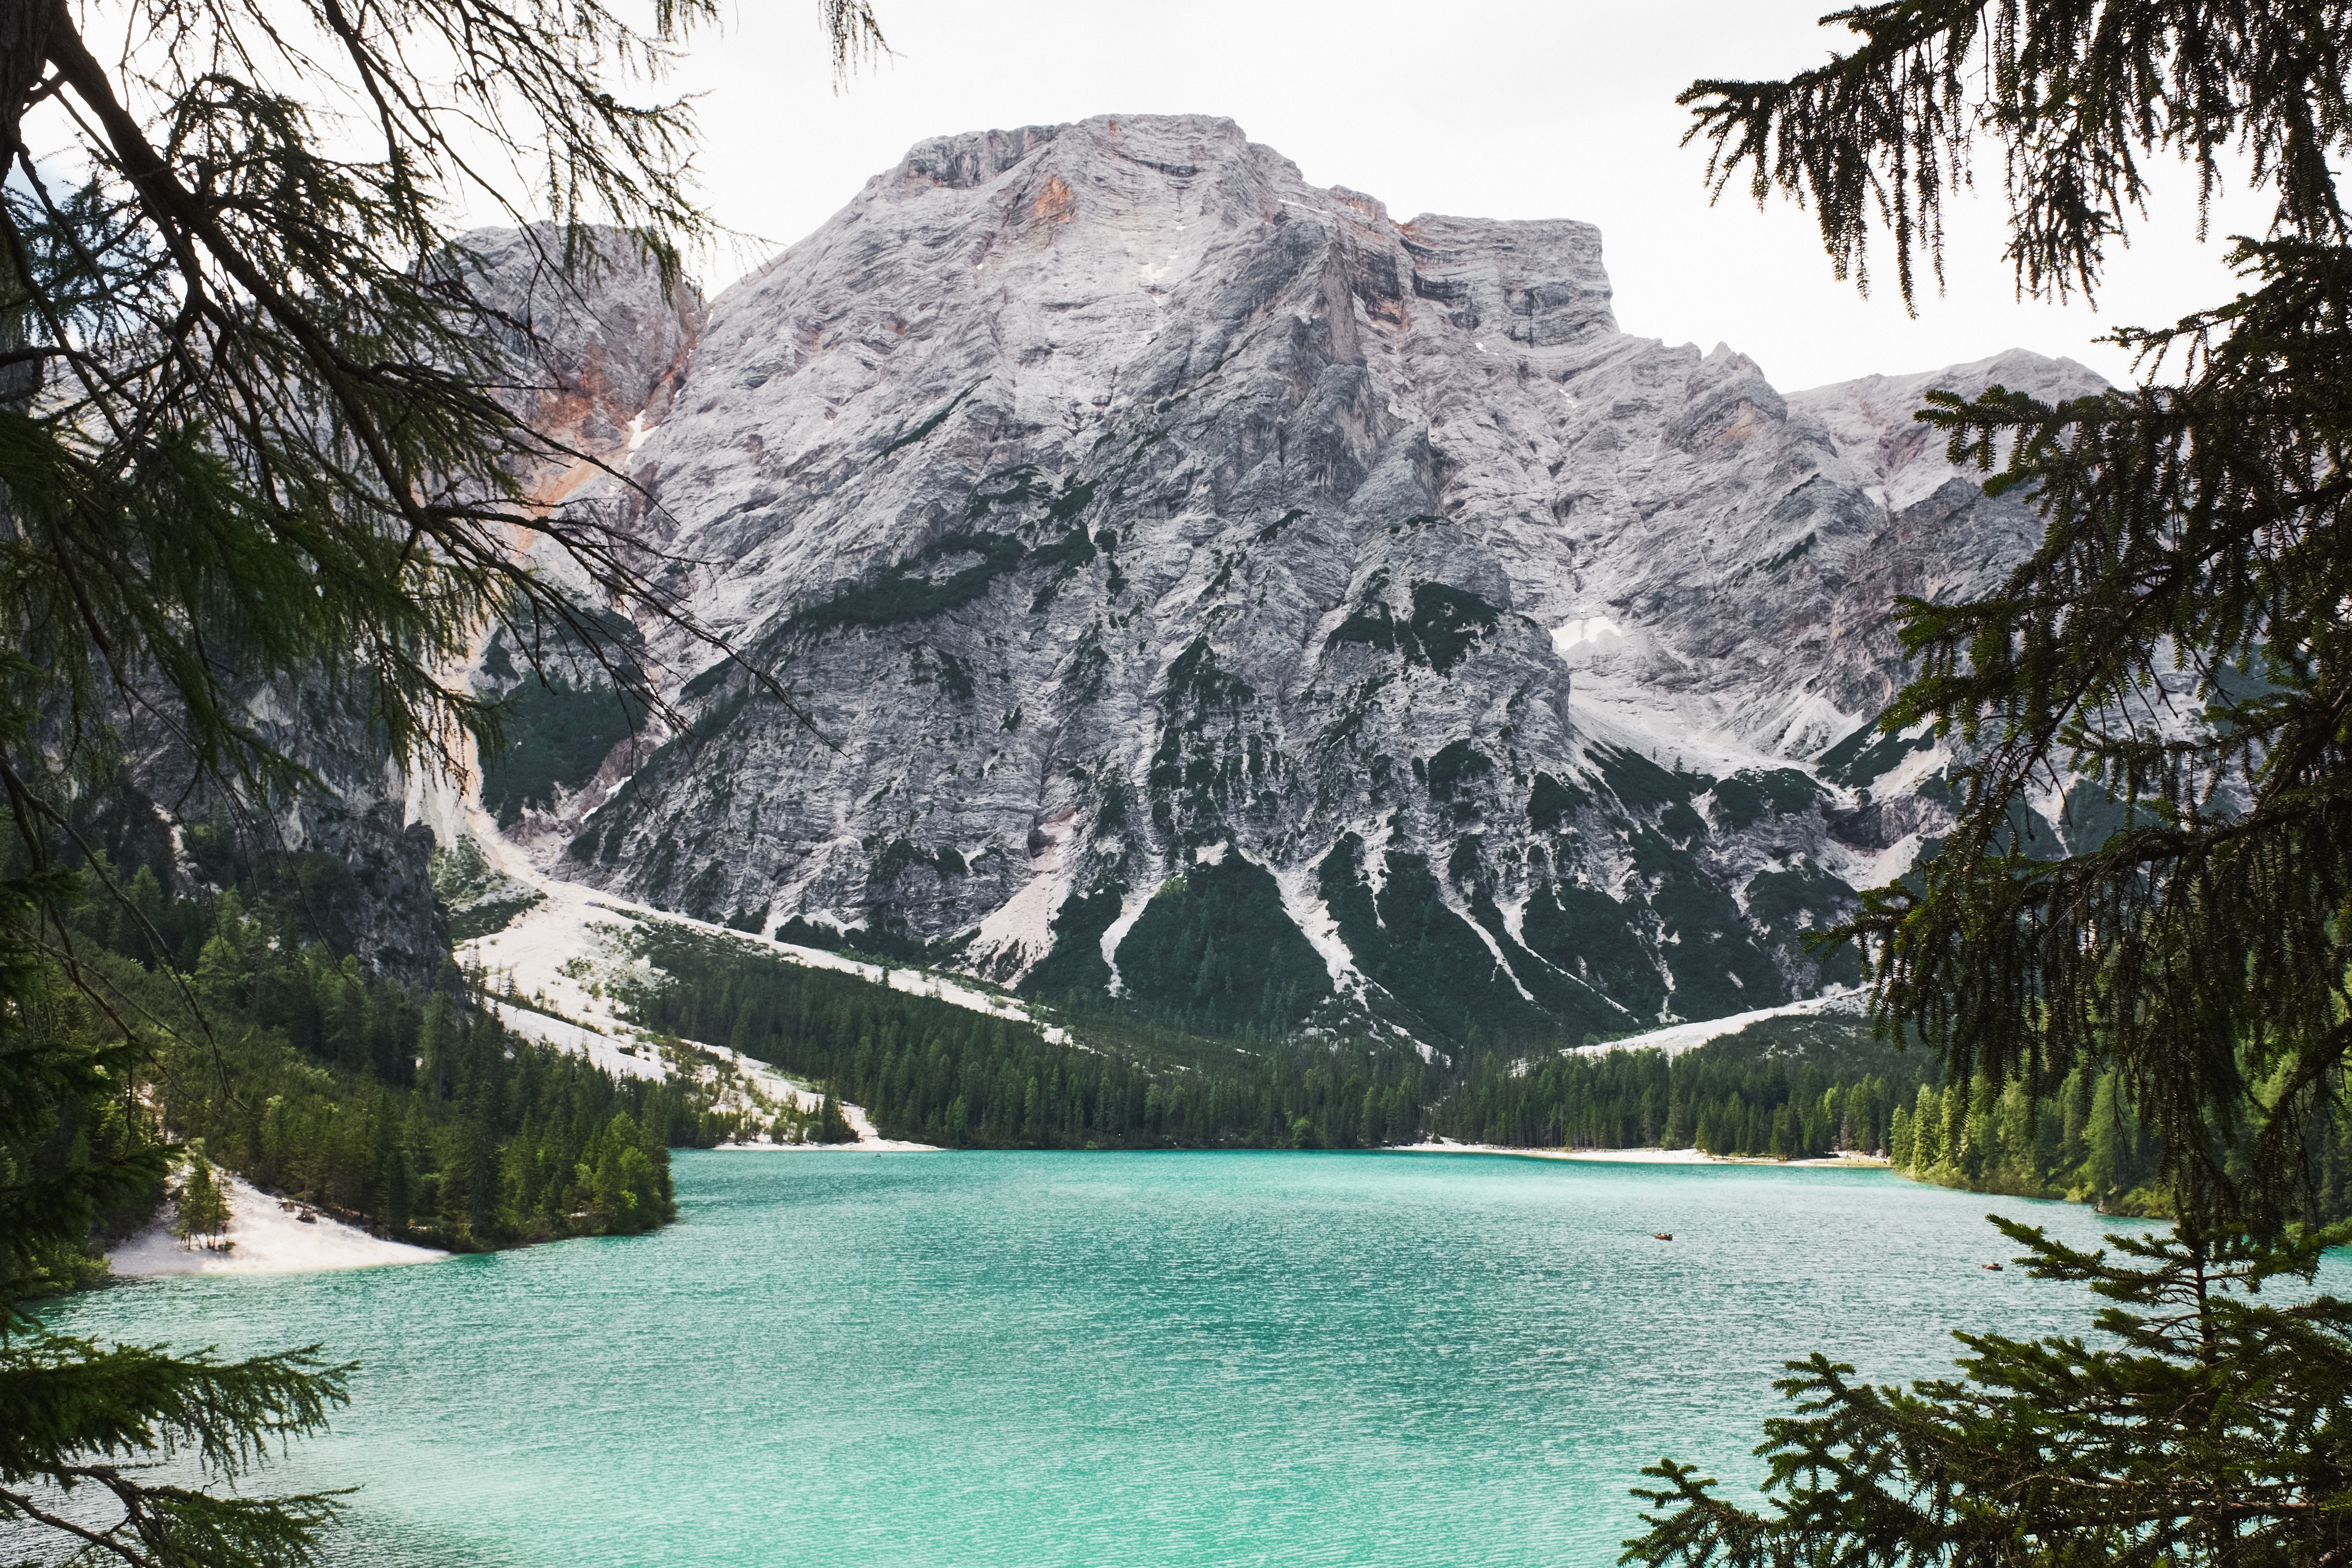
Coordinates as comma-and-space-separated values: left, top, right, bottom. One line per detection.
1395, 1140, 1890, 1168
109, 1171, 447, 1278
710, 1137, 940, 1153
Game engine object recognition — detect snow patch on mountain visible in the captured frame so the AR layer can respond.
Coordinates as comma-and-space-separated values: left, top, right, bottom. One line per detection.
452, 115, 2111, 1054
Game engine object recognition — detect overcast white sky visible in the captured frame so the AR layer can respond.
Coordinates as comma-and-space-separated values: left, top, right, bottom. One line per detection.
658, 0, 2267, 392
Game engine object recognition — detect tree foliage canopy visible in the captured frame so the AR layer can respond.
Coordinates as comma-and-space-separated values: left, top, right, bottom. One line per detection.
1624, 1218, 2352, 1568
1686, 2, 2352, 1231
1, 0, 876, 813
0, 0, 878, 1559
1636, 7, 2352, 1562
1680, 1, 2351, 308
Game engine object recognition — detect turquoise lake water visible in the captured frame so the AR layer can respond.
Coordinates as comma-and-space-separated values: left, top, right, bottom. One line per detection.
44, 1151, 2204, 1566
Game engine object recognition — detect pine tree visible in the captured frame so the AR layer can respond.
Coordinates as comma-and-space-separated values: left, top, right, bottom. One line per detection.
0, 0, 882, 1558
173, 1156, 232, 1248
1625, 1218, 2352, 1567
1634, 9, 2352, 1562
0, 895, 348, 1558
381, 1139, 413, 1233
1912, 1084, 1942, 1171
1685, 1, 2352, 1232
815, 1087, 857, 1145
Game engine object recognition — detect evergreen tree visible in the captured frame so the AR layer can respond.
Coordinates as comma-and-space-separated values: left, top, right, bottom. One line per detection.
0, 877, 347, 1561
1684, 1, 2352, 1232
815, 1088, 858, 1145
1625, 1218, 2352, 1567
1633, 9, 2352, 1560
0, 0, 881, 1558
174, 1154, 231, 1248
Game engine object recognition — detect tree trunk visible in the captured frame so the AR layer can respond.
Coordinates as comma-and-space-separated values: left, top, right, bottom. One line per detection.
0, 0, 57, 413
0, 0, 56, 171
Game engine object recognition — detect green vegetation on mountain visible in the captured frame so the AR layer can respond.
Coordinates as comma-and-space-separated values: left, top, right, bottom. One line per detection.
771, 913, 936, 965
477, 674, 643, 828
1707, 769, 1820, 832
1812, 714, 1931, 790
621, 924, 1432, 1149
1436, 1013, 1930, 1158
1110, 857, 1333, 1037
1323, 577, 1503, 674
1517, 876, 1667, 1021
1629, 830, 1785, 1019
1591, 743, 1703, 817
1016, 885, 1125, 999
1405, 583, 1502, 674
1425, 740, 1495, 818
432, 837, 546, 942
54, 860, 716, 1251
1317, 833, 1551, 1048
1626, 4, 2352, 1561
787, 530, 1029, 637
1146, 638, 1265, 849
1526, 770, 1589, 831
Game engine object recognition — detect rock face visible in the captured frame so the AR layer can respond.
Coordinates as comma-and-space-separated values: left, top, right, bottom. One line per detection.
121, 677, 450, 988
462, 223, 706, 499
495, 114, 2103, 1051
99, 231, 701, 987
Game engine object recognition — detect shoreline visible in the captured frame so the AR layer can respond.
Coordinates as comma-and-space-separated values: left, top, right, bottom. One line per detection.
1395, 1140, 1892, 1169
110, 1171, 448, 1279
709, 1136, 941, 1153
697, 1141, 1892, 1165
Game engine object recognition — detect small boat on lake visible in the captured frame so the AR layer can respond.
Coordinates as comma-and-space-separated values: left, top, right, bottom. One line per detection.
1653, 1232, 1673, 1241
1981, 1262, 2003, 1271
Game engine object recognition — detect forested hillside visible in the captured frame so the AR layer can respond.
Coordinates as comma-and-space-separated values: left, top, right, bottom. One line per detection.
617, 926, 1915, 1161
1887, 1064, 2352, 1222
622, 926, 1436, 1149
69, 769, 2338, 1252
23, 832, 720, 1283
1436, 1004, 2352, 1227
1433, 1013, 1934, 1159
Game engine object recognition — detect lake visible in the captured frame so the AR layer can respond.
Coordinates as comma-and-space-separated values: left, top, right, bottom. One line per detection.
45, 1151, 2175, 1566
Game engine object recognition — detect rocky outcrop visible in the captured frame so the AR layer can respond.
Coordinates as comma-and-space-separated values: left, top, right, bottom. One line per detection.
103, 230, 700, 987
120, 676, 448, 987
457, 223, 706, 505
470, 115, 2104, 1050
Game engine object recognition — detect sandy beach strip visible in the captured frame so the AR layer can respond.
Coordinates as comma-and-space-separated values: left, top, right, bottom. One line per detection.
1394, 1140, 1890, 1169
710, 1136, 941, 1153
109, 1171, 447, 1278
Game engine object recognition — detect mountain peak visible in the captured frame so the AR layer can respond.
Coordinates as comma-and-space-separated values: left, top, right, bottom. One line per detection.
453, 124, 2084, 1052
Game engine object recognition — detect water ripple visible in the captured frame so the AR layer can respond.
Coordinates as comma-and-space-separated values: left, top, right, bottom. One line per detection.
42, 1151, 2234, 1567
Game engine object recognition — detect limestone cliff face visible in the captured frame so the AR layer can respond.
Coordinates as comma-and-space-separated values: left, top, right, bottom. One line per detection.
489, 114, 2103, 1049
460, 223, 706, 502
119, 679, 449, 988
98, 231, 699, 985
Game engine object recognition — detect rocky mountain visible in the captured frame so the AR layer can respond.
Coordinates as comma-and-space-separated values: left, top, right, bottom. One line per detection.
467, 113, 2105, 1054
81, 229, 706, 991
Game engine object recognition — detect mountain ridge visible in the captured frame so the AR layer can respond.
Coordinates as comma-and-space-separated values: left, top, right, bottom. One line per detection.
449, 113, 2104, 1054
